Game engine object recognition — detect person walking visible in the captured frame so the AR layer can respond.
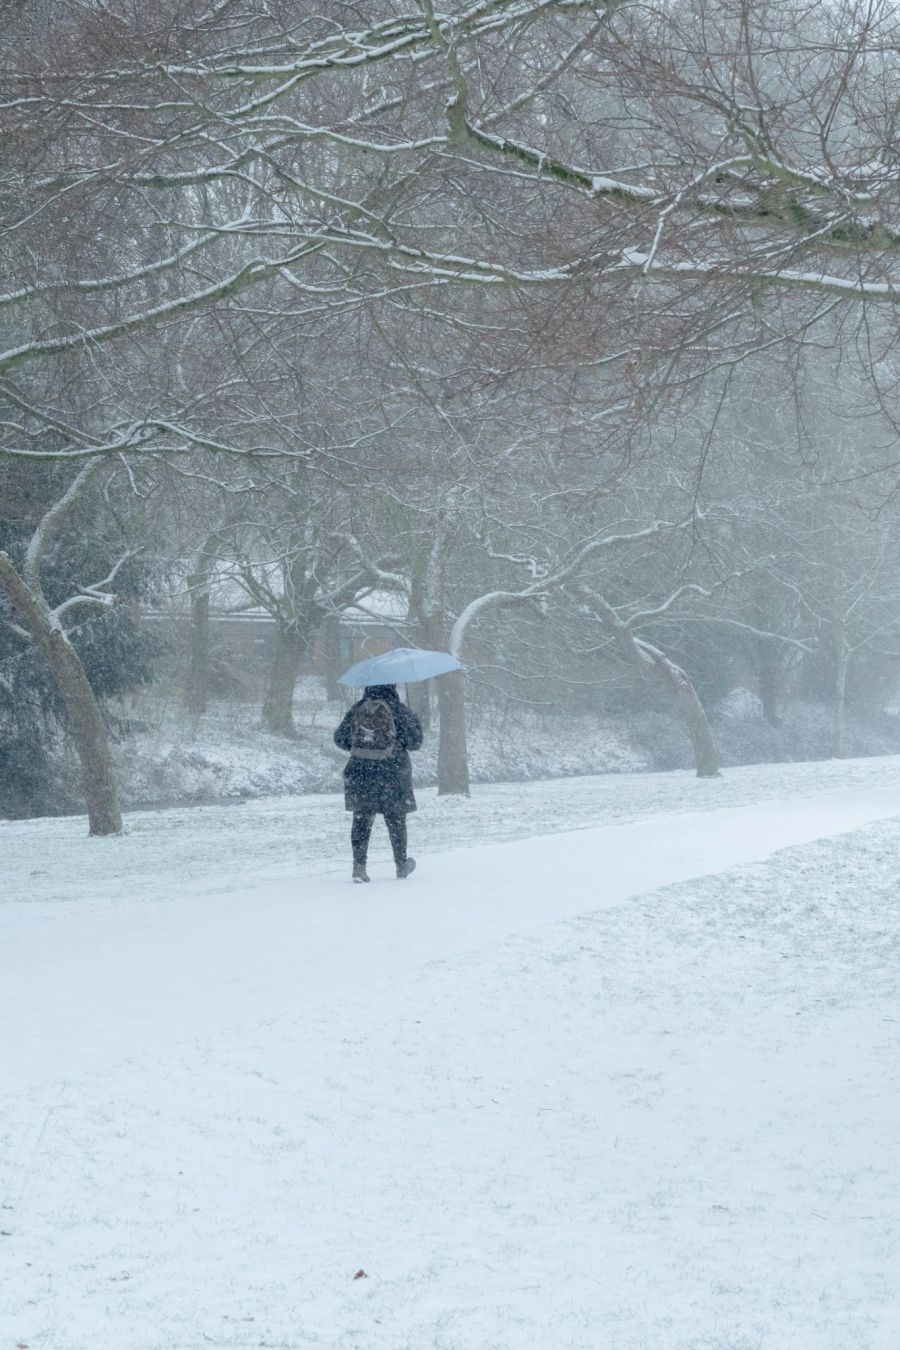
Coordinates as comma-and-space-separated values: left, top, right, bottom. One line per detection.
334, 683, 423, 883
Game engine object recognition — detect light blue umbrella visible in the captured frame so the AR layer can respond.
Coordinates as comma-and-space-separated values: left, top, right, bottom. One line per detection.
337, 646, 465, 687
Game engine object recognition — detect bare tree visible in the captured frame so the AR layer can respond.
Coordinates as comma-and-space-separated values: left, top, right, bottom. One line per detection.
221, 474, 406, 735
3, 0, 897, 482
4, 0, 899, 827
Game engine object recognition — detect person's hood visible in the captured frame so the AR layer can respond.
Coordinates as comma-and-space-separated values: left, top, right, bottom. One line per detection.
363, 684, 399, 702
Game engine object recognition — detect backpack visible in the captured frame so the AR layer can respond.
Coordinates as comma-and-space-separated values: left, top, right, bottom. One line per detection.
349, 698, 397, 760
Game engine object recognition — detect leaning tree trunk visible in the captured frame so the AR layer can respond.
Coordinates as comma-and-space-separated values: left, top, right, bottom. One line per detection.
636, 639, 721, 778
261, 624, 309, 736
0, 555, 122, 834
666, 665, 721, 778
42, 627, 124, 834
435, 669, 470, 796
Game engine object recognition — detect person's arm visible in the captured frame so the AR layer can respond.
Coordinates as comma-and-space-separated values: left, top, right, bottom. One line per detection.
398, 705, 423, 751
334, 709, 353, 750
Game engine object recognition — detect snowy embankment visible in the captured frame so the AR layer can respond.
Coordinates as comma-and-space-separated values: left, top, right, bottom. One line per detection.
96, 690, 900, 813
104, 697, 645, 810
4, 757, 900, 1348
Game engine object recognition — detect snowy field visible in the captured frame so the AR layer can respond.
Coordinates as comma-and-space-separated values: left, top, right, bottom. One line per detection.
4, 757, 900, 1348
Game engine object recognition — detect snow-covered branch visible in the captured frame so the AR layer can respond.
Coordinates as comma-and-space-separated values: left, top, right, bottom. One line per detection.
23, 459, 103, 595
50, 551, 139, 625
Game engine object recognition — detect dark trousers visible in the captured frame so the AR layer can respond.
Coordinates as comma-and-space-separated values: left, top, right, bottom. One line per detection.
351, 810, 407, 866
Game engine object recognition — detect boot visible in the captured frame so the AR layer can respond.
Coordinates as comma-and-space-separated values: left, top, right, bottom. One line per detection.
396, 857, 416, 880
352, 863, 370, 884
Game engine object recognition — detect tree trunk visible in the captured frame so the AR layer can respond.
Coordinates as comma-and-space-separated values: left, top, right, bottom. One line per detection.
320, 614, 342, 702
637, 639, 721, 778
435, 668, 470, 796
261, 625, 307, 735
407, 678, 432, 731
185, 569, 211, 718
44, 627, 124, 833
0, 555, 123, 834
421, 605, 469, 795
669, 668, 721, 777
756, 638, 781, 727
832, 628, 848, 758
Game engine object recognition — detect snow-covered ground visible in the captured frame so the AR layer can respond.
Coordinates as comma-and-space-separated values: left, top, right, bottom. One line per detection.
4, 757, 900, 1348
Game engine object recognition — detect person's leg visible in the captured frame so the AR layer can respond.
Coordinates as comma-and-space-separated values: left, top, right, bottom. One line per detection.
384, 809, 407, 864
385, 810, 415, 877
351, 812, 375, 879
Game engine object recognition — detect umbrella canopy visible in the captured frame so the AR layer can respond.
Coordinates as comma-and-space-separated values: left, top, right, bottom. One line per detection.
337, 647, 465, 687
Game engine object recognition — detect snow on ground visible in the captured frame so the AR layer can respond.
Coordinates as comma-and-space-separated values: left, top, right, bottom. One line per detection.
4, 757, 900, 1348
12, 752, 900, 908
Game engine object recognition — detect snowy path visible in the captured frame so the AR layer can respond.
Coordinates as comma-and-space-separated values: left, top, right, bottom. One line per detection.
5, 785, 900, 1090
4, 765, 900, 1349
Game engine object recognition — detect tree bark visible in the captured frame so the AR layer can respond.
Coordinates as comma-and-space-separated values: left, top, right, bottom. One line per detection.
0, 554, 123, 834
261, 624, 308, 735
185, 569, 211, 718
421, 602, 470, 796
320, 614, 342, 702
406, 678, 431, 730
435, 669, 470, 796
756, 638, 782, 727
635, 639, 721, 778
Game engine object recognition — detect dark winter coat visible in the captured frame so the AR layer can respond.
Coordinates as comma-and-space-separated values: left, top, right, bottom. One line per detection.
334, 685, 424, 815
